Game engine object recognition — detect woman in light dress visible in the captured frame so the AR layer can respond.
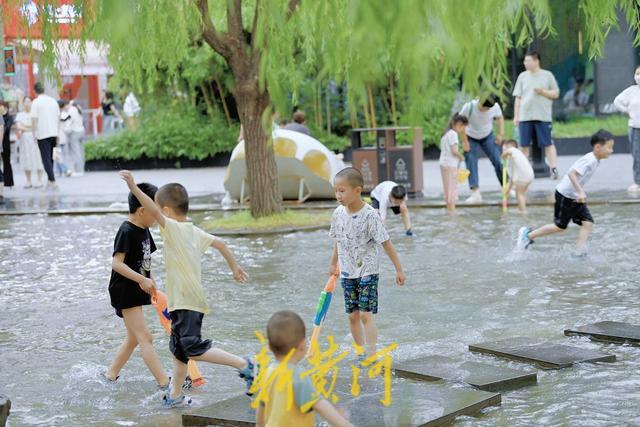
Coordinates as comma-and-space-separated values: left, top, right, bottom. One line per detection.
15, 96, 45, 188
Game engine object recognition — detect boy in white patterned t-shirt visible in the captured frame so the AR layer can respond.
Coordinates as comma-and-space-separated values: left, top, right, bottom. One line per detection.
329, 167, 406, 357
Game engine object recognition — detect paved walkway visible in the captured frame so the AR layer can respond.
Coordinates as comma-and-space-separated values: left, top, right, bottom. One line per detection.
0, 154, 637, 212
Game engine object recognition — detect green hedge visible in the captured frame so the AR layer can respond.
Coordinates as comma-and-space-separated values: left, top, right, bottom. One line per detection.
85, 104, 352, 161
85, 102, 239, 161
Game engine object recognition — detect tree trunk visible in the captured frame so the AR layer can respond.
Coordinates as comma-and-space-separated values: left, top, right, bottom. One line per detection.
389, 75, 397, 126
367, 83, 377, 128
201, 83, 215, 118
214, 77, 233, 126
326, 82, 331, 133
234, 80, 283, 217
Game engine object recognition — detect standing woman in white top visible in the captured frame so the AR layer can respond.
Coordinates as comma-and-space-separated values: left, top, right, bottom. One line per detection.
61, 100, 85, 175
613, 66, 640, 193
439, 113, 468, 211
123, 91, 141, 131
15, 96, 45, 188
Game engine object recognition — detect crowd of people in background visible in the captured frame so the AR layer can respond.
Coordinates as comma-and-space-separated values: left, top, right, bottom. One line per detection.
0, 82, 87, 203
2, 55, 640, 208
438, 50, 640, 213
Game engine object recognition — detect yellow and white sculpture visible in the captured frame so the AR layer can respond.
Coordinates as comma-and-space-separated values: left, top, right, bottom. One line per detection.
224, 129, 345, 202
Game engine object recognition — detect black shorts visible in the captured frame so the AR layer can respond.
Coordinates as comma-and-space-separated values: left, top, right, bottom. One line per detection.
554, 191, 594, 230
370, 197, 400, 215
109, 282, 152, 318
169, 310, 212, 364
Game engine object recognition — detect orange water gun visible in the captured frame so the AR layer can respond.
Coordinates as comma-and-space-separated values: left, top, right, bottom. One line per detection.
306, 273, 338, 358
151, 290, 206, 387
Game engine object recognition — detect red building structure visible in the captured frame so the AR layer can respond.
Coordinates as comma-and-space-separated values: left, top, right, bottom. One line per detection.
2, 0, 112, 134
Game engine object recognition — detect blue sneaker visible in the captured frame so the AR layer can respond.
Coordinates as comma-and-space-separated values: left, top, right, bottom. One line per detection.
405, 228, 414, 237
162, 393, 192, 408
517, 227, 533, 250
238, 357, 258, 396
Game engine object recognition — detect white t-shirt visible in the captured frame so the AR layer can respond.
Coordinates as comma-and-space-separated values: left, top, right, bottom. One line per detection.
371, 181, 405, 221
512, 69, 559, 122
63, 106, 85, 133
123, 93, 141, 117
459, 100, 502, 140
505, 147, 534, 184
613, 85, 640, 128
329, 203, 389, 279
556, 152, 600, 199
159, 218, 216, 314
439, 129, 459, 168
31, 94, 60, 139
15, 111, 32, 133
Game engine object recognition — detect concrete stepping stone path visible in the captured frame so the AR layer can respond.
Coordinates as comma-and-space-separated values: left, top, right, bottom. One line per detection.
182, 380, 501, 426
469, 337, 616, 369
393, 355, 537, 392
564, 321, 640, 345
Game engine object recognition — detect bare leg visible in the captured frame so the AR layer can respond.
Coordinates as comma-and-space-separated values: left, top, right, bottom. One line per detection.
516, 184, 529, 212
122, 306, 169, 386
191, 348, 246, 370
170, 358, 189, 399
545, 145, 558, 169
37, 170, 43, 185
24, 170, 32, 186
529, 223, 563, 240
360, 312, 378, 356
521, 147, 530, 158
348, 311, 365, 347
576, 221, 593, 252
400, 205, 412, 231
105, 324, 138, 380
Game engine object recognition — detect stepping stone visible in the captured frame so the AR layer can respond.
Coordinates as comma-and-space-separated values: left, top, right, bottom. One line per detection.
469, 337, 616, 369
564, 321, 640, 345
0, 395, 10, 427
393, 355, 537, 391
183, 395, 254, 427
182, 380, 500, 426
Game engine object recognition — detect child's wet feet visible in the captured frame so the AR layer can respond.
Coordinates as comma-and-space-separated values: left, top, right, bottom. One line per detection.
516, 227, 533, 250
100, 371, 119, 384
238, 357, 258, 396
162, 393, 192, 408
158, 376, 193, 391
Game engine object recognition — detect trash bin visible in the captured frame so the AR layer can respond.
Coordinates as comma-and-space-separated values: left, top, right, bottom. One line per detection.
351, 127, 424, 195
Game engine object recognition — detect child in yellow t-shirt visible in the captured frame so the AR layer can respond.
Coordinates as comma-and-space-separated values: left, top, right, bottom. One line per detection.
120, 170, 255, 408
256, 310, 354, 427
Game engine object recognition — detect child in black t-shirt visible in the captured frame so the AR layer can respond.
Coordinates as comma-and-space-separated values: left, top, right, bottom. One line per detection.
104, 182, 171, 388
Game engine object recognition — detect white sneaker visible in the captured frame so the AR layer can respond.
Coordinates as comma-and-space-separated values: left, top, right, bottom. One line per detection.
516, 227, 533, 251
45, 182, 59, 192
71, 172, 84, 177
627, 183, 640, 193
465, 191, 482, 203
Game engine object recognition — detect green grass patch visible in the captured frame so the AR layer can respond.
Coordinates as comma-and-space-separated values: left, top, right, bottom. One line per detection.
203, 210, 331, 231
503, 114, 628, 139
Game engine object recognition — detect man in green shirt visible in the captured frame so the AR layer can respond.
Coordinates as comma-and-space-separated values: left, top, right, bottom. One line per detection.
512, 51, 560, 179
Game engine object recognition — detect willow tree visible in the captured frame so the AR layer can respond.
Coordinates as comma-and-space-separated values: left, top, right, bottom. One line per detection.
25, 0, 640, 217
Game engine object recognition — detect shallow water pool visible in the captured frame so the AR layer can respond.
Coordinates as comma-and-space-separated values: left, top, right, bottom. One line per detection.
1, 204, 639, 426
